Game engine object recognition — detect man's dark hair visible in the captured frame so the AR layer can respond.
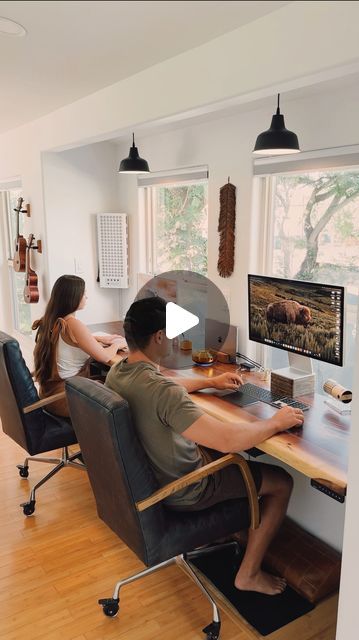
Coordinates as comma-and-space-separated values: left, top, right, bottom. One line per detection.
124, 296, 166, 351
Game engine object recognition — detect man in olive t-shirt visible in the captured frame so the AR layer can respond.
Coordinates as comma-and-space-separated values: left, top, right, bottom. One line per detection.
105, 297, 304, 596
106, 358, 206, 507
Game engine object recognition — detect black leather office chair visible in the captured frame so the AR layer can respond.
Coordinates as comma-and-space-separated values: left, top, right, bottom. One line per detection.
0, 331, 85, 515
66, 376, 260, 640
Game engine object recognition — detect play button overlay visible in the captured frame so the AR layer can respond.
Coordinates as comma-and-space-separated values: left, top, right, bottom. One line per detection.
166, 302, 199, 339
135, 269, 231, 369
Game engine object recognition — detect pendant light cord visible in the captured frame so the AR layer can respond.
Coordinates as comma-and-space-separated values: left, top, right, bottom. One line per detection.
276, 93, 280, 115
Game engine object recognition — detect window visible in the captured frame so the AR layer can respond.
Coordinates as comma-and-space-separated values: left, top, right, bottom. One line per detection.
262, 169, 359, 390
2, 188, 32, 335
140, 168, 208, 276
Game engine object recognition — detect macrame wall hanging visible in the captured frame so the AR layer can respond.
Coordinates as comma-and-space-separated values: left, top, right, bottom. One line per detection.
217, 179, 236, 278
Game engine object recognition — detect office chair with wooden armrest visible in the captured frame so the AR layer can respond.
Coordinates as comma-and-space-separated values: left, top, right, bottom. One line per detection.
0, 332, 85, 516
66, 377, 260, 640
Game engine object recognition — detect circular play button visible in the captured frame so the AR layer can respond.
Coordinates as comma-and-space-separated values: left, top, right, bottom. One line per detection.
165, 302, 199, 339
135, 270, 231, 369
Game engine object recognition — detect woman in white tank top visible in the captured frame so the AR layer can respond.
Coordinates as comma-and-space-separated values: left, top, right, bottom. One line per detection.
56, 332, 90, 379
32, 275, 126, 416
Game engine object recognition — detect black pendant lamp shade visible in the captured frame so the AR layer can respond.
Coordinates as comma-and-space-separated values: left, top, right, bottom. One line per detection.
118, 133, 150, 174
253, 94, 300, 156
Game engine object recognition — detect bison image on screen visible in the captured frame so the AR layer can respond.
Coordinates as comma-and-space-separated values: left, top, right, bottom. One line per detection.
266, 300, 311, 326
248, 274, 344, 366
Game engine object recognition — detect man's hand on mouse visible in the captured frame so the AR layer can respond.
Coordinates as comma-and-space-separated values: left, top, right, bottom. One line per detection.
213, 372, 244, 391
273, 405, 304, 431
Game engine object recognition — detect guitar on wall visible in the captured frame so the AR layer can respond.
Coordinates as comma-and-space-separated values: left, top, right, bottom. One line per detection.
13, 197, 28, 272
24, 234, 39, 304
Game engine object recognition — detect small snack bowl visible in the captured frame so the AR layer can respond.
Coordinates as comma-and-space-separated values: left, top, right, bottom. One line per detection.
192, 350, 215, 366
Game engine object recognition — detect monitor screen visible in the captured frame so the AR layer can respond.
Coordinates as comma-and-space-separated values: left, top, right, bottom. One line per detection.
248, 274, 344, 366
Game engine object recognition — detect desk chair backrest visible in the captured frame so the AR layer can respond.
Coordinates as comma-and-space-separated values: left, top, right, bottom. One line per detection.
0, 331, 77, 458
66, 377, 252, 568
66, 376, 166, 565
0, 331, 44, 453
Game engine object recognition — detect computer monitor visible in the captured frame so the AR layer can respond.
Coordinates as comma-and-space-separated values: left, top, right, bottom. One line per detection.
248, 274, 345, 368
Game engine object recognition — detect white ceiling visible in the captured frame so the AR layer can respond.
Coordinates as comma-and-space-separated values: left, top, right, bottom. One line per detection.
111, 70, 359, 144
0, 0, 291, 133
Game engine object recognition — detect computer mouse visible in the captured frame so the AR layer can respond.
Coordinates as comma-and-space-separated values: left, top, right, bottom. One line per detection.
272, 400, 287, 408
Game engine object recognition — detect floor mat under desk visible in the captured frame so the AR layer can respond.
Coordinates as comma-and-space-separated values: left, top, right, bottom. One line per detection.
189, 544, 315, 636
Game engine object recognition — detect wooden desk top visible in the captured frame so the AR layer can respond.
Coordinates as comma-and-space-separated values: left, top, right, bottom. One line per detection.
89, 321, 350, 492
171, 363, 350, 493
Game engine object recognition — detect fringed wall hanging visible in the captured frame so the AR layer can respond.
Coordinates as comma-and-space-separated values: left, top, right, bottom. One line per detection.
217, 178, 236, 278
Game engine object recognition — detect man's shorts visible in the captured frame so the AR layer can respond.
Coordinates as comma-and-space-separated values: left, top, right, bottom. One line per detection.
172, 446, 264, 512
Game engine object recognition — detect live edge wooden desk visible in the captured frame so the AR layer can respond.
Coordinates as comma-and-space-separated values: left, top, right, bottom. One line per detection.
89, 321, 350, 502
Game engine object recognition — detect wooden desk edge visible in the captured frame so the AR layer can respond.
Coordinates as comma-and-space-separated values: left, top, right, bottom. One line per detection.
107, 351, 347, 490
191, 392, 347, 491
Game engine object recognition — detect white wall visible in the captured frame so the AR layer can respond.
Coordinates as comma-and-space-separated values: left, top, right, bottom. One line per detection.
336, 306, 359, 640
42, 141, 121, 324
116, 81, 359, 551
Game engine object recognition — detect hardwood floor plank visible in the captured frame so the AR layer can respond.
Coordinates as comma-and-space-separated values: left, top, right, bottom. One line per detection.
0, 606, 73, 640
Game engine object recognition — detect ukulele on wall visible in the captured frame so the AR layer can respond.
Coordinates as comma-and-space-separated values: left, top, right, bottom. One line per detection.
24, 234, 39, 304
13, 197, 27, 272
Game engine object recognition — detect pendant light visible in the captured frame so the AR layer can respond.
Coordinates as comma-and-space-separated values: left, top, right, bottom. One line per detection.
118, 133, 150, 174
253, 94, 300, 156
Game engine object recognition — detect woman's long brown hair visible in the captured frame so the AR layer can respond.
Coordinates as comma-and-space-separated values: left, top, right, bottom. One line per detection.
32, 275, 85, 388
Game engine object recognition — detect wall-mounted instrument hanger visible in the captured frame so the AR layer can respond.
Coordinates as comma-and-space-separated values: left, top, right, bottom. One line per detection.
13, 197, 30, 272
24, 234, 40, 303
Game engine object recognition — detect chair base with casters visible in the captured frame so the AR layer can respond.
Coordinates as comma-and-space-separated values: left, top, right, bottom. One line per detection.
0, 332, 86, 516
98, 542, 242, 639
66, 377, 261, 640
18, 445, 85, 515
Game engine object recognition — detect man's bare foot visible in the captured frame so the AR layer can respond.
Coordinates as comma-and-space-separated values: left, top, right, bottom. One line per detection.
235, 569, 286, 595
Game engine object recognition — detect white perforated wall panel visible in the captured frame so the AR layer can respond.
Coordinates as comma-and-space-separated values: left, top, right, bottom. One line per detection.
97, 213, 129, 288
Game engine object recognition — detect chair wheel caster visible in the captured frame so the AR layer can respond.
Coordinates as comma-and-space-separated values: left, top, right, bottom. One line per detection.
99, 597, 119, 617
17, 465, 29, 478
203, 621, 221, 640
21, 500, 35, 516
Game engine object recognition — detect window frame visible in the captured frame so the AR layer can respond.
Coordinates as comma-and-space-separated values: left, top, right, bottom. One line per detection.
0, 186, 32, 336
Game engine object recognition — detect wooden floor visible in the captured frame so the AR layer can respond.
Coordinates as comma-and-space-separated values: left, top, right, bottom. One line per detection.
0, 336, 339, 640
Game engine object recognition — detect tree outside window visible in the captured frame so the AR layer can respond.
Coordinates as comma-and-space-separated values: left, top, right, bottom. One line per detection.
151, 182, 208, 276
268, 170, 359, 389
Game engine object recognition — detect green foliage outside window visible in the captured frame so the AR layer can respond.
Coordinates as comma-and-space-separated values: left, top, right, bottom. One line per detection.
154, 183, 208, 275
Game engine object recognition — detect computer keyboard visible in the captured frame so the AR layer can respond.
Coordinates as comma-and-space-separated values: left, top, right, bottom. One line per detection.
236, 383, 310, 411
239, 383, 281, 404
